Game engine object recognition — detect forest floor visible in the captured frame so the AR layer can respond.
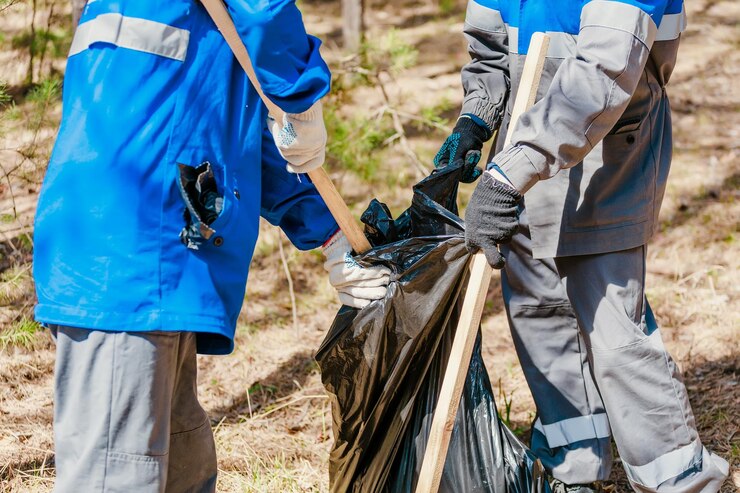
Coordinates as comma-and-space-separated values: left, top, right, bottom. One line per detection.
0, 0, 737, 491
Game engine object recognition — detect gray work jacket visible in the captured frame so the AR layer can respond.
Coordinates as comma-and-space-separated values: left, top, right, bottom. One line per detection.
460, 0, 686, 258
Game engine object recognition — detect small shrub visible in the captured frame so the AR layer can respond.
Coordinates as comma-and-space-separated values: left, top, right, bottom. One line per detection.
323, 101, 394, 181
362, 28, 418, 77
0, 317, 41, 350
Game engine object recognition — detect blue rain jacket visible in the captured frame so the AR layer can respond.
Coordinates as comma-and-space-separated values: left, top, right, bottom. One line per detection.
33, 0, 337, 354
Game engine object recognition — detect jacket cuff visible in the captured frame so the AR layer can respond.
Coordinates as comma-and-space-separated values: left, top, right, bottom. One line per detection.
494, 145, 541, 194
460, 96, 501, 131
322, 227, 342, 248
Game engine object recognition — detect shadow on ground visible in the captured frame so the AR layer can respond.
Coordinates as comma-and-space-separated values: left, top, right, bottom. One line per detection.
208, 350, 319, 424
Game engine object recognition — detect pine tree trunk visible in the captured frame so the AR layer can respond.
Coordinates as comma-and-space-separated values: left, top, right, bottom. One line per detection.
71, 0, 85, 30
341, 0, 364, 52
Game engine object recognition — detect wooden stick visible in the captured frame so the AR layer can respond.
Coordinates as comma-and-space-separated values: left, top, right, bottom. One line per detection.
415, 32, 550, 493
307, 167, 372, 253
504, 34, 549, 145
200, 0, 372, 253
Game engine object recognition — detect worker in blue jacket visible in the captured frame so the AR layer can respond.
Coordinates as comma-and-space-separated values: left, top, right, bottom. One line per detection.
32, 1, 390, 491
437, 1, 730, 492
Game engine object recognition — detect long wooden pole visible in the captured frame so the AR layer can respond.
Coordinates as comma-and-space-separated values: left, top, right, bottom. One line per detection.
414, 32, 550, 493
201, 0, 372, 253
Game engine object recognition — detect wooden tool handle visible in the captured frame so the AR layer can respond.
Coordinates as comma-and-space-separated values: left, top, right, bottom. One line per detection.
307, 167, 372, 252
200, 0, 371, 253
415, 32, 550, 493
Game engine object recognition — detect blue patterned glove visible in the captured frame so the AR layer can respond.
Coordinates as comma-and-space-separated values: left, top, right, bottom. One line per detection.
434, 114, 492, 183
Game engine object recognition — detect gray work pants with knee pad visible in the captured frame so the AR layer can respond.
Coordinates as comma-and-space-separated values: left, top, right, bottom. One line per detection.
52, 326, 217, 493
500, 209, 728, 492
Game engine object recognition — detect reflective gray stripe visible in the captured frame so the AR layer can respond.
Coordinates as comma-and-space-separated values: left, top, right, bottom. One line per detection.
581, 0, 657, 47
544, 31, 578, 58
69, 13, 189, 61
466, 0, 506, 33
623, 439, 702, 487
506, 24, 519, 54
534, 413, 611, 448
656, 5, 686, 41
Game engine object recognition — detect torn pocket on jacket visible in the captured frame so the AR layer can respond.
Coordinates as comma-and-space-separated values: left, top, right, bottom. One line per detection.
177, 162, 223, 250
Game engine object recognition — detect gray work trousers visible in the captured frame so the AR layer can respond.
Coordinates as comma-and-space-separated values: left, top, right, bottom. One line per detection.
500, 209, 728, 492
52, 326, 218, 493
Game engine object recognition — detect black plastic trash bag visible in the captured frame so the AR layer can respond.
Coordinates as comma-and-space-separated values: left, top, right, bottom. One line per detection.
316, 163, 551, 493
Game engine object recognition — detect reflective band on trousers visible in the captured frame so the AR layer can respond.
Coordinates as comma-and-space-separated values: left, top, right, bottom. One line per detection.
623, 439, 702, 488
656, 5, 687, 41
533, 413, 611, 448
69, 13, 190, 61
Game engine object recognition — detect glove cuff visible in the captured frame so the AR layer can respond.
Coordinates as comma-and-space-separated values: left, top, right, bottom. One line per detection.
288, 100, 323, 122
322, 230, 351, 259
479, 171, 523, 203
456, 114, 493, 142
322, 228, 342, 247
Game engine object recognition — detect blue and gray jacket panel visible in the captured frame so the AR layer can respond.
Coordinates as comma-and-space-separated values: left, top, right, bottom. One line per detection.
460, 0, 685, 258
33, 0, 337, 355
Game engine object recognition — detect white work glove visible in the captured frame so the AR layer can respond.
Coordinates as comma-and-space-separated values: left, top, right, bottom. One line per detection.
322, 231, 391, 309
268, 101, 327, 173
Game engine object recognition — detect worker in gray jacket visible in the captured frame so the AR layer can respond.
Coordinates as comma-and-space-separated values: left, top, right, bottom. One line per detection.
436, 1, 730, 492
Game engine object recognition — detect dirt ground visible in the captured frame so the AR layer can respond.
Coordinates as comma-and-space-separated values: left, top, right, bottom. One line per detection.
0, 0, 738, 492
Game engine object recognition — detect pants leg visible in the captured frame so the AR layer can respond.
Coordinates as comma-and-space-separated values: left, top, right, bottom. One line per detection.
501, 208, 612, 484
52, 326, 217, 493
166, 333, 217, 493
556, 247, 729, 493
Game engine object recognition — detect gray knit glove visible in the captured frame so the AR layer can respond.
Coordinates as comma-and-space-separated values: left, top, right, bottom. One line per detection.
464, 171, 522, 268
